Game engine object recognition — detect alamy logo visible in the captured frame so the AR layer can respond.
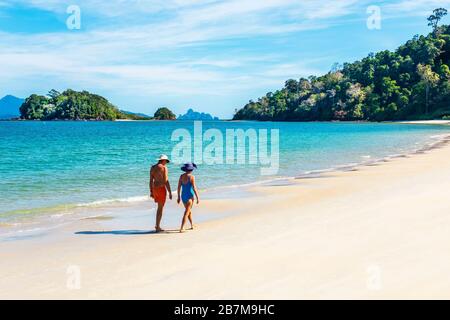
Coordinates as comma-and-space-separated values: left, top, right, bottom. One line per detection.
66, 5, 81, 30
66, 265, 81, 290
367, 5, 381, 30
366, 264, 382, 291
171, 121, 280, 176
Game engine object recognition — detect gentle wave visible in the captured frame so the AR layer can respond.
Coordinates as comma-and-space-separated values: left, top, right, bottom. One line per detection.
75, 195, 149, 207
0, 196, 150, 221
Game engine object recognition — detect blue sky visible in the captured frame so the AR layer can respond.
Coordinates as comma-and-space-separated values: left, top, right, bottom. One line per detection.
1, 0, 450, 118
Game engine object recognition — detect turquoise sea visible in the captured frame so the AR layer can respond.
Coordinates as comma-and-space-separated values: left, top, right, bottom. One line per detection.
1, 121, 449, 231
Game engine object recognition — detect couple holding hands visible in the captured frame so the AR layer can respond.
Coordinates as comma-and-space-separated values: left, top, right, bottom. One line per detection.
150, 155, 200, 233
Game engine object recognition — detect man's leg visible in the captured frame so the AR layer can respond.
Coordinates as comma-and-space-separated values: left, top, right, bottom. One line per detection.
155, 202, 165, 232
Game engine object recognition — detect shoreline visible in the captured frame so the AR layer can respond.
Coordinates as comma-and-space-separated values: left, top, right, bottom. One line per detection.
1, 129, 450, 239
2, 131, 450, 298
2, 119, 449, 123
399, 120, 450, 125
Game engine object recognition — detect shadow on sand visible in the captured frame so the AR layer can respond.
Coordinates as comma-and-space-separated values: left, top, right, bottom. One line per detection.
75, 229, 180, 236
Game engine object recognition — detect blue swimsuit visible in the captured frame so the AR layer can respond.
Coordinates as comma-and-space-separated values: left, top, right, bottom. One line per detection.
181, 176, 195, 204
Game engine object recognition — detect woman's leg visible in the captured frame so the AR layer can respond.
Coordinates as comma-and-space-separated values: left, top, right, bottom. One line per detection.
188, 200, 194, 229
180, 199, 193, 232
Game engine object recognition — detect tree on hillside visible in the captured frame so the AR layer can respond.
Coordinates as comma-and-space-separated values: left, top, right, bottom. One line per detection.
417, 64, 440, 113
48, 89, 61, 100
20, 94, 51, 120
154, 107, 176, 120
330, 62, 343, 72
428, 8, 448, 35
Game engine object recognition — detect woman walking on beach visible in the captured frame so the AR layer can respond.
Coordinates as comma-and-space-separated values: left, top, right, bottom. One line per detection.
177, 163, 199, 233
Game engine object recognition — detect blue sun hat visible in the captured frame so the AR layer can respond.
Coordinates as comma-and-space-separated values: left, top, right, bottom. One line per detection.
181, 162, 197, 172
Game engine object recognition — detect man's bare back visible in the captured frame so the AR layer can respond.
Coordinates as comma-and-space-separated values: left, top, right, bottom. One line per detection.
151, 163, 168, 188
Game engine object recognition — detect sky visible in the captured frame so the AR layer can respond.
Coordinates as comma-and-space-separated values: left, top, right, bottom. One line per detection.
1, 0, 450, 119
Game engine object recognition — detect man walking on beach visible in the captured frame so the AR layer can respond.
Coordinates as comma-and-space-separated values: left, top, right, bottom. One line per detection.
150, 154, 172, 232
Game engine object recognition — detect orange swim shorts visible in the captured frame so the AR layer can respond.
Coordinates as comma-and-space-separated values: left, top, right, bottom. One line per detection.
153, 186, 167, 205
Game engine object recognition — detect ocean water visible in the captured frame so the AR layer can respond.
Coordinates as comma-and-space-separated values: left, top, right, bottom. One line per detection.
0, 120, 449, 227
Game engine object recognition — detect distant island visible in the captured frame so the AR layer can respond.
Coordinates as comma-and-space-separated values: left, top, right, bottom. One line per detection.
154, 107, 177, 120
16, 89, 183, 121
14, 89, 189, 121
234, 10, 450, 122
178, 108, 219, 121
19, 89, 144, 121
0, 95, 24, 119
7, 90, 204, 122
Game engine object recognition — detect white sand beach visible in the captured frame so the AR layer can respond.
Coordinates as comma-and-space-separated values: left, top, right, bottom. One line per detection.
1, 135, 450, 299
400, 120, 450, 125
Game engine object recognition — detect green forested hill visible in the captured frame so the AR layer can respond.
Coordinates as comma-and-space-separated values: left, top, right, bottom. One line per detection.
19, 89, 152, 121
234, 16, 450, 122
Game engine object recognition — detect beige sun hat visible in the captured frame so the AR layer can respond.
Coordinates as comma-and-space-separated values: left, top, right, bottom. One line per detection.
156, 154, 170, 163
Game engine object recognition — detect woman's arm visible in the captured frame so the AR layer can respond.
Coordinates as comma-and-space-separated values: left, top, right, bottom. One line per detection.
177, 175, 182, 204
192, 176, 200, 204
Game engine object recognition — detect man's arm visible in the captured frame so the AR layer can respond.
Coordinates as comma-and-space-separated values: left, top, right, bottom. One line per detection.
149, 167, 154, 198
164, 167, 172, 200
